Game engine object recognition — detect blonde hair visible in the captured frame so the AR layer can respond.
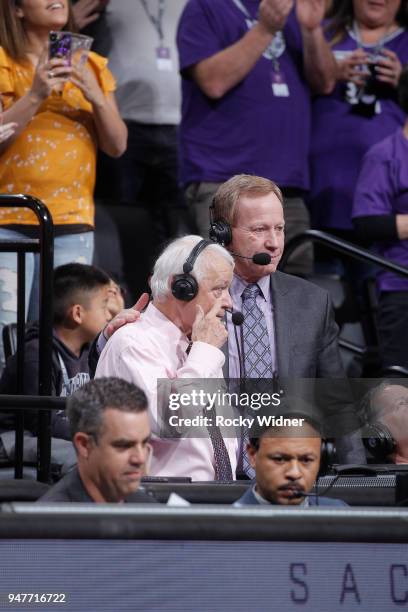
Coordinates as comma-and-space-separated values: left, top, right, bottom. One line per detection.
212, 174, 283, 226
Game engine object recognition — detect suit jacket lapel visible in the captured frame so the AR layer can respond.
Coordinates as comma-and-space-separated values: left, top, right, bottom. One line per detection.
270, 272, 291, 378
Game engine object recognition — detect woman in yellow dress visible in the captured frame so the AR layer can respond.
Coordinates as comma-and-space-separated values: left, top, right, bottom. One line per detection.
0, 0, 127, 360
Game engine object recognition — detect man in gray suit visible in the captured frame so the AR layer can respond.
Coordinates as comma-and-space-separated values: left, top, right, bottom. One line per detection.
209, 175, 364, 465
235, 414, 347, 507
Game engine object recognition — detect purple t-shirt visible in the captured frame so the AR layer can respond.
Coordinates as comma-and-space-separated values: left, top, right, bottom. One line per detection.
309, 27, 408, 230
177, 0, 310, 188
352, 128, 408, 292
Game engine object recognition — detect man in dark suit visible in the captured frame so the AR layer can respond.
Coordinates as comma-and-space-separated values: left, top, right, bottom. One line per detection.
38, 377, 156, 503
210, 174, 364, 464
235, 414, 347, 507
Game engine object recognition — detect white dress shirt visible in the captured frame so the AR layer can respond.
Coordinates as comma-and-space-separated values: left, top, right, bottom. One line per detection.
95, 303, 238, 480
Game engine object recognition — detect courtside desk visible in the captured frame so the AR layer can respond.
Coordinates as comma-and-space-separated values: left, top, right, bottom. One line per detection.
0, 505, 407, 611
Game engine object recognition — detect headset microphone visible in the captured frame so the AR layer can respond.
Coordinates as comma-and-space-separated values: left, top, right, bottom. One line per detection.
225, 309, 244, 326
229, 251, 272, 265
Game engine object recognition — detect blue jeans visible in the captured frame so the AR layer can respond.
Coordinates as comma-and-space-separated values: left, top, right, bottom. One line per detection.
0, 228, 94, 368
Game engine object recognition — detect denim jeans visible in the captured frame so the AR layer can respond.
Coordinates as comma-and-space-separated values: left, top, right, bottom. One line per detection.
0, 228, 94, 369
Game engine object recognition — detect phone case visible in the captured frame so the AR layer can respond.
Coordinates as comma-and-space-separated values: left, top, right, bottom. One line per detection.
48, 31, 72, 64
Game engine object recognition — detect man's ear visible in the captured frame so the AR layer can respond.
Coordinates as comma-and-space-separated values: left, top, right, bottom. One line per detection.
73, 432, 93, 459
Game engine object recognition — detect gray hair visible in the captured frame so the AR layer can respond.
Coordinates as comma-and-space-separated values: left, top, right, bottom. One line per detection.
150, 235, 234, 302
67, 377, 148, 442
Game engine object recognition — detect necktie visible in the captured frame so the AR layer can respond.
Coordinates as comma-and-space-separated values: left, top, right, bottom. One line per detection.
241, 283, 273, 379
240, 283, 273, 478
186, 342, 233, 481
205, 405, 233, 482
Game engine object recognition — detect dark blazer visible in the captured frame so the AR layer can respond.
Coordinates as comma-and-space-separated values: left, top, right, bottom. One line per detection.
224, 271, 344, 379
37, 468, 158, 503
235, 486, 348, 507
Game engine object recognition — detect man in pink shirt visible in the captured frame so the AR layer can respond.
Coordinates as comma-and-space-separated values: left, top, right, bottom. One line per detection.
95, 235, 239, 480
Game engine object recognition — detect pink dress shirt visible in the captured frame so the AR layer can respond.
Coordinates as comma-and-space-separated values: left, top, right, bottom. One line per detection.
95, 303, 238, 480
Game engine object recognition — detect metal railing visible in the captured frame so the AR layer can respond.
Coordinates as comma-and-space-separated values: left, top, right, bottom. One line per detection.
0, 195, 54, 481
279, 230, 408, 370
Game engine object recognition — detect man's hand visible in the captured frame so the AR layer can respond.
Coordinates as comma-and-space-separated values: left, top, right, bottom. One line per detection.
296, 0, 327, 32
258, 0, 293, 36
191, 299, 228, 349
103, 293, 150, 340
72, 0, 109, 30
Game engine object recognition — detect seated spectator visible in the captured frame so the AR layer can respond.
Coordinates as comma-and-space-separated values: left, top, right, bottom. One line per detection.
359, 381, 408, 464
0, 263, 112, 470
38, 377, 156, 503
353, 67, 408, 371
235, 414, 348, 507
0, 263, 112, 400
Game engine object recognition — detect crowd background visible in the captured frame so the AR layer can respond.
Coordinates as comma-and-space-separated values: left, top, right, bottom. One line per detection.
0, 0, 408, 477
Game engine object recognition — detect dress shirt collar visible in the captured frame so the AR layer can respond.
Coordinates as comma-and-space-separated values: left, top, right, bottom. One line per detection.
231, 274, 271, 303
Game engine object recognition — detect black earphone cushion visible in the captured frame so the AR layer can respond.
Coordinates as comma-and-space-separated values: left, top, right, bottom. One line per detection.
362, 422, 396, 461
209, 219, 233, 246
319, 439, 336, 476
171, 274, 199, 302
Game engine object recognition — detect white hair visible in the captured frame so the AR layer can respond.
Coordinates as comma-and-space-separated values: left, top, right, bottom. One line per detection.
150, 235, 234, 302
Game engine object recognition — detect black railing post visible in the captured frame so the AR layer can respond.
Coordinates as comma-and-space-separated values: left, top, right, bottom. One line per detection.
0, 194, 54, 482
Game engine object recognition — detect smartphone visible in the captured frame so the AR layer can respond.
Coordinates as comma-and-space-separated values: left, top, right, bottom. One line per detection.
48, 31, 72, 65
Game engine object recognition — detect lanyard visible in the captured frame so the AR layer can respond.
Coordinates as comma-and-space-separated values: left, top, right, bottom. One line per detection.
231, 0, 282, 69
352, 20, 402, 57
231, 0, 256, 24
140, 0, 166, 43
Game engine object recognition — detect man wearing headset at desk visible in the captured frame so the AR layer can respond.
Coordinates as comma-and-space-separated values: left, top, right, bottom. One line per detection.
95, 235, 239, 481
235, 413, 348, 507
209, 174, 365, 471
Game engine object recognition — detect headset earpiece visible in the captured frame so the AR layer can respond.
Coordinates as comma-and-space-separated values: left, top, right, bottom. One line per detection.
171, 239, 213, 302
362, 422, 396, 462
319, 439, 336, 476
209, 202, 233, 246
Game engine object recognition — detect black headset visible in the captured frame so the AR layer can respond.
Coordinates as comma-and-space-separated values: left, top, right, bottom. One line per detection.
357, 387, 397, 462
209, 201, 232, 246
362, 422, 396, 462
171, 239, 213, 302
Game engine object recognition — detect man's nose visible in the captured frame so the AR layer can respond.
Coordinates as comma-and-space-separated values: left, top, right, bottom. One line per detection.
285, 460, 302, 479
265, 231, 280, 248
222, 289, 233, 310
129, 444, 147, 465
